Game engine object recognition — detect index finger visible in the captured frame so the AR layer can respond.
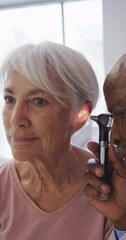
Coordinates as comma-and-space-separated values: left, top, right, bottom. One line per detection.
87, 141, 99, 159
87, 158, 104, 177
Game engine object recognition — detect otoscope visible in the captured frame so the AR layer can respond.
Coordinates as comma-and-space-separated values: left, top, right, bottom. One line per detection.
90, 114, 113, 184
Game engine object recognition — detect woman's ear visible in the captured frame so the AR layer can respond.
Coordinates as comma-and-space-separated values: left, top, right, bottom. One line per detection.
71, 101, 93, 133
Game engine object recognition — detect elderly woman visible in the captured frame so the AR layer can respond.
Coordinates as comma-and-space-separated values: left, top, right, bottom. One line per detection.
0, 41, 112, 239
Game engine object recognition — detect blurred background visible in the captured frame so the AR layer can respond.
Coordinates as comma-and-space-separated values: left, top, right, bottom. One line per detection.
0, 0, 125, 162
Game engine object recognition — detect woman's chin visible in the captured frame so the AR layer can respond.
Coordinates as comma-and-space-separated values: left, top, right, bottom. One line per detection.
12, 149, 33, 162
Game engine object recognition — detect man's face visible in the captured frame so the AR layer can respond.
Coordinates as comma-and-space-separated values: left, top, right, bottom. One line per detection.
104, 80, 126, 160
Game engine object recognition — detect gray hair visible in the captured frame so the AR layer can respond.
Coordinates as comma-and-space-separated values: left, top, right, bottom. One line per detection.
0, 41, 99, 111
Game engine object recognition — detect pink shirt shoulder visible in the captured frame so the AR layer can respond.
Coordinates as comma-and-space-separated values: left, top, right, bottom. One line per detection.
0, 161, 113, 240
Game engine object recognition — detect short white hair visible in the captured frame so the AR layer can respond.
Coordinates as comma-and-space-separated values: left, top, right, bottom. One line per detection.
0, 41, 99, 111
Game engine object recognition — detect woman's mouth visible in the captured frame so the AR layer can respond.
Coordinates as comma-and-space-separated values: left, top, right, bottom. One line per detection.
11, 137, 38, 142
9, 136, 39, 148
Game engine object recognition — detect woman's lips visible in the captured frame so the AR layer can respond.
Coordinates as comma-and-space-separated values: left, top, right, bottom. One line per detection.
8, 136, 39, 150
11, 137, 38, 141
9, 136, 39, 145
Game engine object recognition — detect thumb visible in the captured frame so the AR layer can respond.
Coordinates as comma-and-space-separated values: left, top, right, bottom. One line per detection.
87, 141, 99, 159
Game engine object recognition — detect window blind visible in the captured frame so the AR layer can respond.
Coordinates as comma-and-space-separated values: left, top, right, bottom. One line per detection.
0, 0, 80, 9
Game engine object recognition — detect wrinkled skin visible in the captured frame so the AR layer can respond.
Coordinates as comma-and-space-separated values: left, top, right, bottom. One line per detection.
84, 77, 126, 230
3, 70, 93, 213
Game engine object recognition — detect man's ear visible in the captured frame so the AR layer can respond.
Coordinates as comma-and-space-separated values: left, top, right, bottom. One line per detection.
71, 101, 93, 133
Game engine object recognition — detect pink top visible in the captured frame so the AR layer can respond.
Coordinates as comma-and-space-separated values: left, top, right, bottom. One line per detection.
0, 161, 113, 240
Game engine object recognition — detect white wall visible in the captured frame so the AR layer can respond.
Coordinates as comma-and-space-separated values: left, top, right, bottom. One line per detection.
1, 0, 126, 75
103, 0, 126, 74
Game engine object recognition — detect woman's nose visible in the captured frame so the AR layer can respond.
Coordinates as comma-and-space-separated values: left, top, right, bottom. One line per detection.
10, 103, 30, 128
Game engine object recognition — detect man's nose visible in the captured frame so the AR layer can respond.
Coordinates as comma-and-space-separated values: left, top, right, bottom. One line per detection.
110, 120, 121, 144
10, 103, 30, 128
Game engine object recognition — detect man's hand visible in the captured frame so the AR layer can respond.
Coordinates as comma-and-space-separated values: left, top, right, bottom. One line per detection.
84, 142, 126, 230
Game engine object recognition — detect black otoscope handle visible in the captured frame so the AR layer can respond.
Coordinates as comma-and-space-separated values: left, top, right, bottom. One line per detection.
99, 140, 110, 184
90, 114, 112, 185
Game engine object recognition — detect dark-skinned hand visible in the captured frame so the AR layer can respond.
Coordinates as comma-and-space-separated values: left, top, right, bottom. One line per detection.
84, 142, 126, 230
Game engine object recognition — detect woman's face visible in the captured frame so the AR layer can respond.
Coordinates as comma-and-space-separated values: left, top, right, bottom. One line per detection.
2, 71, 76, 162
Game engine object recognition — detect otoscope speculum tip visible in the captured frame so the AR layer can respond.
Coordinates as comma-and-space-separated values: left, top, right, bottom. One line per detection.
90, 115, 98, 123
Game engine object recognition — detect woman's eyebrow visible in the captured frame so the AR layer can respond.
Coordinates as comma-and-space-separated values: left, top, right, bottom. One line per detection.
4, 88, 13, 94
26, 89, 46, 96
4, 87, 46, 96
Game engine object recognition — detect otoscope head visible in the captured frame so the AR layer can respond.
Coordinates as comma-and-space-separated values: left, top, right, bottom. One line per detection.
90, 114, 112, 129
90, 114, 112, 141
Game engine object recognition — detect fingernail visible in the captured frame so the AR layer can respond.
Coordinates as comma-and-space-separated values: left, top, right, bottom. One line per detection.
101, 184, 108, 192
87, 158, 96, 164
95, 168, 101, 176
100, 193, 109, 201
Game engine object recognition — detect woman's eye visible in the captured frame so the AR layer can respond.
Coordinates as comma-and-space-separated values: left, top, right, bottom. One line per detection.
32, 98, 49, 107
4, 96, 15, 104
